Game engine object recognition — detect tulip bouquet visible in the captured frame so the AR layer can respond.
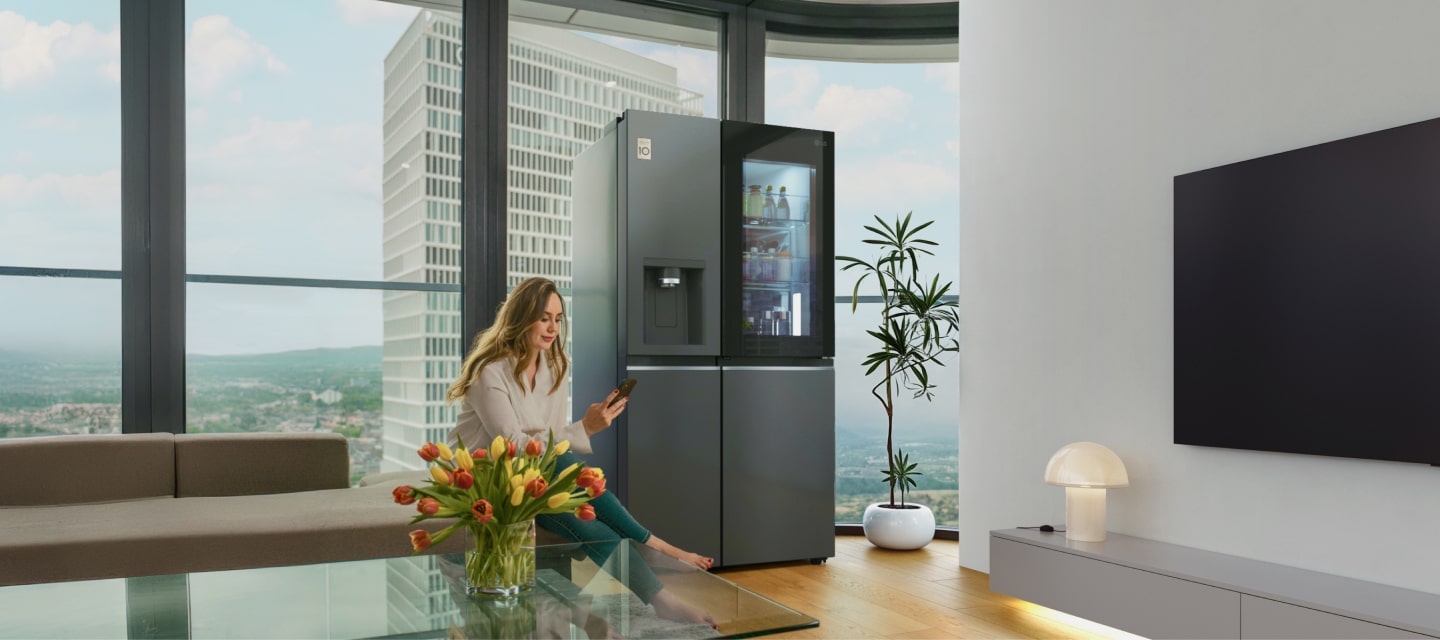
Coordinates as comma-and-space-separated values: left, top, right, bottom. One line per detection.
392, 432, 606, 596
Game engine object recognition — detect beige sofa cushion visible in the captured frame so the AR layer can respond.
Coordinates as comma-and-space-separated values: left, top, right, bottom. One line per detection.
0, 474, 463, 587
174, 433, 349, 497
0, 433, 176, 506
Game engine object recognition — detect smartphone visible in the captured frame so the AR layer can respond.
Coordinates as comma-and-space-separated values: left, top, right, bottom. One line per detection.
608, 378, 638, 407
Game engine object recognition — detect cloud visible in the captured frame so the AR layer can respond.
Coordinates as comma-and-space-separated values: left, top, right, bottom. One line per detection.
925, 63, 958, 93
26, 114, 77, 132
0, 170, 120, 210
945, 139, 959, 157
99, 60, 120, 83
205, 117, 314, 161
765, 63, 821, 111
0, 10, 119, 90
805, 84, 912, 143
187, 15, 289, 93
335, 0, 420, 25
835, 155, 957, 215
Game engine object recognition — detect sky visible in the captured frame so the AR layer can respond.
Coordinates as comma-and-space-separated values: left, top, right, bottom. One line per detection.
0, 0, 958, 432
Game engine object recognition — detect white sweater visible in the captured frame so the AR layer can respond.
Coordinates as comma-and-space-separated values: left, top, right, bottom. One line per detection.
448, 356, 592, 453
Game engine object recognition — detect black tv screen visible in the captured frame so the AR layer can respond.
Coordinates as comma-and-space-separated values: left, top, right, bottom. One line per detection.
1174, 117, 1440, 466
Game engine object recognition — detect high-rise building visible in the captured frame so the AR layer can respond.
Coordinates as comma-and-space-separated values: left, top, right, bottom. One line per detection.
378, 11, 703, 631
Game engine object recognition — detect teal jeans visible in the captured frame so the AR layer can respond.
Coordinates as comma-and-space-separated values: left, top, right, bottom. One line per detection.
536, 452, 663, 602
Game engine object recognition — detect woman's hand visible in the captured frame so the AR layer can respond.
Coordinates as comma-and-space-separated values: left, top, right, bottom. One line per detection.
581, 389, 627, 436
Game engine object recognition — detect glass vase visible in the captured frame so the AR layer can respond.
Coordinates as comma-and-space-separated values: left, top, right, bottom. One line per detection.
465, 519, 536, 598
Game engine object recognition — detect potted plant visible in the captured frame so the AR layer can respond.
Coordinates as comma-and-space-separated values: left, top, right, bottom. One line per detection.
837, 212, 959, 550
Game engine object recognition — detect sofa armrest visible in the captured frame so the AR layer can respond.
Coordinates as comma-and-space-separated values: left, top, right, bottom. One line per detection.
175, 433, 349, 497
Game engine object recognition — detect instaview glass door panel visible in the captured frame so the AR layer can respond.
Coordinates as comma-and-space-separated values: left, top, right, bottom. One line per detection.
722, 122, 834, 357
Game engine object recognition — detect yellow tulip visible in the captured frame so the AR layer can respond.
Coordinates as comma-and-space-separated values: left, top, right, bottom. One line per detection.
553, 463, 580, 483
489, 436, 506, 460
523, 468, 541, 483
510, 485, 525, 506
547, 492, 569, 509
511, 473, 526, 489
429, 466, 452, 486
455, 448, 474, 471
554, 440, 570, 456
435, 442, 454, 462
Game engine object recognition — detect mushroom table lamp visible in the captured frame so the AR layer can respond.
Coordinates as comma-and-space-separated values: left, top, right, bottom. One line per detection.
1044, 442, 1129, 542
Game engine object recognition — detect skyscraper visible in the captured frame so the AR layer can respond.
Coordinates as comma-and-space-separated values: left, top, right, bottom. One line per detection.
379, 11, 703, 631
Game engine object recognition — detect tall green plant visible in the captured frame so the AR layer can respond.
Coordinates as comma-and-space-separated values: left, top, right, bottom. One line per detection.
837, 213, 959, 508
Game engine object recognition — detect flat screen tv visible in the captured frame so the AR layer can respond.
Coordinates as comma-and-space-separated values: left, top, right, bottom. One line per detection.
1174, 117, 1440, 466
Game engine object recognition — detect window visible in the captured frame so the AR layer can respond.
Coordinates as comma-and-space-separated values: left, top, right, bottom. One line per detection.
767, 37, 960, 527
0, 0, 122, 438
184, 1, 462, 485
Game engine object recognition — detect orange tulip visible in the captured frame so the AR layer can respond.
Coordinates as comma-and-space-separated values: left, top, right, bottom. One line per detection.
575, 504, 596, 521
474, 448, 487, 460
526, 477, 548, 498
576, 467, 604, 489
410, 530, 432, 552
454, 469, 474, 490
392, 485, 417, 505
471, 499, 494, 524
417, 497, 441, 516
418, 442, 441, 462
507, 441, 518, 458
586, 477, 607, 498
525, 439, 544, 457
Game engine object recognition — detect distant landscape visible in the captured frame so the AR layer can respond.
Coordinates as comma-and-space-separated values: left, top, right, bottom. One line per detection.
0, 347, 958, 520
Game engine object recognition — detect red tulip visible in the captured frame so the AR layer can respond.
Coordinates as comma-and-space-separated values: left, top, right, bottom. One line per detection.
586, 477, 607, 498
575, 504, 596, 521
525, 439, 544, 457
392, 485, 417, 505
453, 469, 474, 490
576, 467, 604, 489
417, 497, 441, 516
474, 448, 487, 460
410, 530, 432, 552
507, 441, 518, 458
418, 442, 441, 462
471, 499, 494, 524
526, 477, 548, 498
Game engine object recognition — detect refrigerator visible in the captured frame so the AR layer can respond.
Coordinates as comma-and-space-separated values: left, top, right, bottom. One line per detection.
573, 109, 835, 567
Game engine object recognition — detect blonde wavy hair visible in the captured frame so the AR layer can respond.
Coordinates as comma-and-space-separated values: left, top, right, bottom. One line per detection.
446, 277, 569, 402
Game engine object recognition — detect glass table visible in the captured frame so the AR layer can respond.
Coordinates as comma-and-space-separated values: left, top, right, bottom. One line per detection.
0, 540, 816, 639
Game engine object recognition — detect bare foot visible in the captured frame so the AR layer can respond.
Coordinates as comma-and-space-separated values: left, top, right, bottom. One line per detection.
646, 535, 715, 570
651, 588, 718, 629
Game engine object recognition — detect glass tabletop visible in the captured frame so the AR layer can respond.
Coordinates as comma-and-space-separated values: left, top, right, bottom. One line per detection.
0, 539, 816, 639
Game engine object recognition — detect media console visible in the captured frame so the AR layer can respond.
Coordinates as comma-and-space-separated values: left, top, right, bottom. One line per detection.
990, 528, 1440, 639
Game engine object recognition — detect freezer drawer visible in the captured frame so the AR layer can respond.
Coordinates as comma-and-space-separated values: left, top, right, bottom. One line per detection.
722, 366, 835, 565
622, 367, 721, 562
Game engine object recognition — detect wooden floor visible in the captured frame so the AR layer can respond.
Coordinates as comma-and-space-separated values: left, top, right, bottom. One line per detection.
712, 535, 1126, 640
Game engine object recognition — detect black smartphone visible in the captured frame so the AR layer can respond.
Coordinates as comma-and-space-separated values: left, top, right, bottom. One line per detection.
609, 378, 638, 407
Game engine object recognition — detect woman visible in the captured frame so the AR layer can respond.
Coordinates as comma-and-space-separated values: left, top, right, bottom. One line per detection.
446, 277, 714, 625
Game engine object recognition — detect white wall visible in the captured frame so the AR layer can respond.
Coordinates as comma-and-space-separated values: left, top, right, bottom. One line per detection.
958, 0, 1440, 595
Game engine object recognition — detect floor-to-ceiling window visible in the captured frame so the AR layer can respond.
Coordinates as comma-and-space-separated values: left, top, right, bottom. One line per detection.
0, 0, 122, 439
183, 1, 463, 487
505, 0, 717, 299
765, 36, 960, 528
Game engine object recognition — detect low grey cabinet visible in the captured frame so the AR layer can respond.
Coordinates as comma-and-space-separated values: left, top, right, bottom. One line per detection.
990, 529, 1440, 640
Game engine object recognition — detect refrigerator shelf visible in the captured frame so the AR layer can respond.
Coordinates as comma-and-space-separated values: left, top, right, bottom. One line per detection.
742, 280, 812, 289
742, 218, 810, 229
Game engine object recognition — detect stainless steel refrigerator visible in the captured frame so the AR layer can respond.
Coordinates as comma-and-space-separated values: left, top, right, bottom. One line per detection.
573, 110, 835, 567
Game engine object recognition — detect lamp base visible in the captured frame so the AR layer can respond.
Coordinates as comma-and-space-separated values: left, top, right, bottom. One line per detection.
1064, 487, 1108, 542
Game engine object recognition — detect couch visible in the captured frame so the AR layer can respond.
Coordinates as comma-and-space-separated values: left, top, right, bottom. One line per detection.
0, 432, 463, 587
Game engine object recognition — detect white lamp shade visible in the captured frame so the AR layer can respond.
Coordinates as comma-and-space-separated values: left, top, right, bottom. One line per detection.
1044, 441, 1129, 488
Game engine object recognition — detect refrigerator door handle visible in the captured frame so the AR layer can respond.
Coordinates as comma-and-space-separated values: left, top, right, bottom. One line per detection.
626, 365, 721, 371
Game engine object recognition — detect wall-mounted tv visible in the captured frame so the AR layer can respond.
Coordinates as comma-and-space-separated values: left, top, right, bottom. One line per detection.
1174, 117, 1440, 466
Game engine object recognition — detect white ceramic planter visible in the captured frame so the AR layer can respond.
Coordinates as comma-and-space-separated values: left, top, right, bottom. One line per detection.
862, 502, 935, 550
